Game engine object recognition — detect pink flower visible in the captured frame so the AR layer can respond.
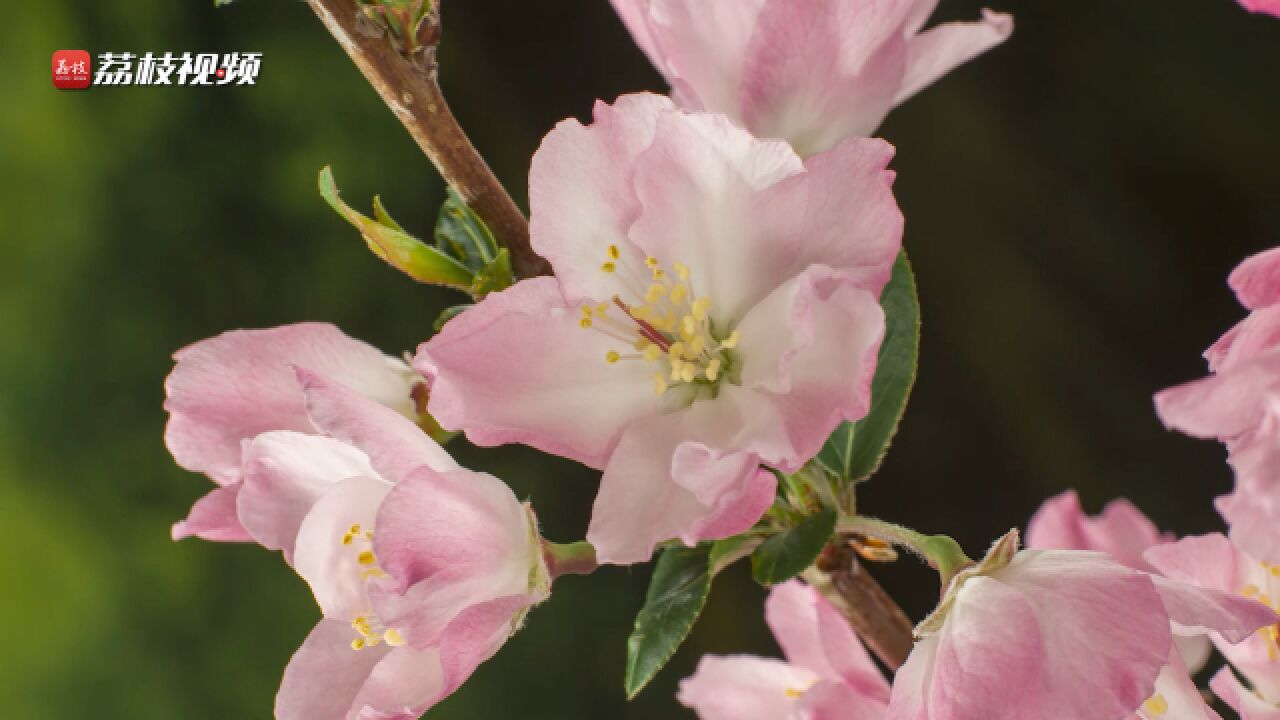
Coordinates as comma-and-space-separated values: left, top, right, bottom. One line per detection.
1238, 0, 1280, 18
417, 94, 902, 564
1156, 248, 1280, 563
1146, 534, 1280, 719
610, 0, 1012, 156
678, 580, 889, 720
886, 531, 1274, 720
243, 370, 550, 719
164, 323, 424, 543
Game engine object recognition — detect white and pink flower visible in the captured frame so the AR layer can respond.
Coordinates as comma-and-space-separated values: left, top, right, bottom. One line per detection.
417, 93, 903, 565
679, 580, 889, 720
610, 0, 1012, 156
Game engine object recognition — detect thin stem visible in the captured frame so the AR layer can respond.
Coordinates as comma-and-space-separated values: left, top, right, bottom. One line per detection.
838, 515, 972, 589
803, 542, 915, 670
305, 0, 551, 279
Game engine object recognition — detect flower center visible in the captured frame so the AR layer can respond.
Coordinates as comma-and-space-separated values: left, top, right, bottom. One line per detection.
340, 523, 405, 651
579, 245, 739, 397
1242, 559, 1280, 661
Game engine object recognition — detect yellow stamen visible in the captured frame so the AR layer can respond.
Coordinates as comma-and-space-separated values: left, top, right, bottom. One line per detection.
357, 550, 377, 566
351, 638, 366, 651
342, 533, 354, 545
784, 688, 804, 699
580, 317, 593, 329
601, 261, 617, 273
1244, 584, 1260, 598
605, 351, 621, 364
596, 302, 610, 315
1143, 694, 1168, 716
680, 364, 696, 383
673, 262, 689, 281
645, 256, 658, 268
668, 341, 685, 359
645, 284, 667, 304
653, 375, 667, 395
722, 330, 741, 349
383, 628, 406, 647
688, 335, 705, 356
669, 284, 688, 305
608, 244, 620, 260
643, 344, 662, 362
706, 358, 721, 382
691, 297, 711, 321
681, 315, 697, 339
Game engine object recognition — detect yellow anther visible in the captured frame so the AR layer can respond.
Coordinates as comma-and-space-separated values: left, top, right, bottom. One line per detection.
668, 341, 685, 359
1143, 694, 1169, 716
601, 261, 617, 273
581, 305, 593, 318
608, 245, 620, 260
1244, 584, 1260, 598
580, 317, 593, 329
673, 263, 690, 281
643, 344, 663, 362
365, 635, 382, 648
652, 268, 665, 280
680, 364, 696, 383
596, 303, 610, 315
632, 305, 650, 321
361, 567, 388, 579
351, 638, 366, 651
706, 358, 721, 382
669, 285, 688, 304
633, 338, 650, 351
670, 362, 683, 381
653, 375, 667, 395
352, 617, 373, 636
681, 315, 698, 339
1261, 593, 1274, 608
364, 531, 373, 540
342, 533, 354, 545
784, 688, 804, 699
692, 297, 712, 321
645, 284, 667, 304
1271, 565, 1279, 577
383, 628, 406, 647
645, 256, 658, 268
605, 351, 621, 364
688, 335, 705, 356
357, 550, 377, 566
349, 524, 362, 534
722, 330, 741, 349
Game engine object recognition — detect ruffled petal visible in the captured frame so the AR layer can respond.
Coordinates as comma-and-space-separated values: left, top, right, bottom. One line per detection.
237, 431, 375, 562
645, 0, 769, 114
677, 655, 818, 720
1154, 354, 1280, 438
1136, 649, 1221, 720
416, 277, 666, 468
739, 0, 911, 155
171, 482, 252, 542
766, 580, 889, 701
1231, 248, 1280, 311
293, 476, 394, 620
894, 10, 1013, 105
734, 268, 885, 468
797, 680, 889, 720
1026, 490, 1171, 571
1206, 307, 1280, 373
296, 368, 457, 483
586, 389, 784, 564
885, 634, 939, 720
608, 0, 663, 70
164, 323, 415, 483
1212, 666, 1280, 720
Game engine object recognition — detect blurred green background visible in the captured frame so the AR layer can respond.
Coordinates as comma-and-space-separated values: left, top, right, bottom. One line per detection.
2, 0, 1278, 717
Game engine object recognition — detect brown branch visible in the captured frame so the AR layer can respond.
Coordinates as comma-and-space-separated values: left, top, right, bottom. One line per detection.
804, 540, 915, 671
306, 0, 551, 279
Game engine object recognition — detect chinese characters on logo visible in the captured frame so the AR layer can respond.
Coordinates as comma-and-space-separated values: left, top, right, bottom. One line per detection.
53, 51, 262, 89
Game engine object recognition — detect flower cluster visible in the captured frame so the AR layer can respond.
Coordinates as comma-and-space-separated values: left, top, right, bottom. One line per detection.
164, 0, 1280, 718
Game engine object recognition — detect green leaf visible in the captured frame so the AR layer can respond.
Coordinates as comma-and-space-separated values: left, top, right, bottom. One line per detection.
818, 250, 920, 483
468, 248, 513, 298
318, 166, 474, 290
624, 545, 713, 699
749, 510, 837, 586
434, 187, 499, 273
433, 304, 470, 332
709, 534, 761, 576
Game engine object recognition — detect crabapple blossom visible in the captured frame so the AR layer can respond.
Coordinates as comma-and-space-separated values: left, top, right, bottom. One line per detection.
1156, 247, 1280, 563
886, 530, 1275, 720
163, 323, 425, 543
678, 580, 889, 720
609, 0, 1013, 156
242, 370, 550, 720
417, 93, 902, 564
1147, 534, 1280, 719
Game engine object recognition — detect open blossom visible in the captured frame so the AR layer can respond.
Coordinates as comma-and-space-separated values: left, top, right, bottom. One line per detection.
1147, 534, 1280, 720
887, 530, 1275, 720
243, 370, 549, 720
417, 93, 902, 564
1156, 248, 1280, 563
610, 0, 1012, 156
678, 580, 889, 720
163, 323, 423, 543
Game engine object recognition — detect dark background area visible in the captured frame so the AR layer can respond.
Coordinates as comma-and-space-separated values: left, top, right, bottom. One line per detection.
2, 0, 1278, 717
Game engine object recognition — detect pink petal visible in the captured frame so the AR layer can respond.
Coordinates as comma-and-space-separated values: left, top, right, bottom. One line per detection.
734, 268, 886, 468
739, 0, 911, 155
1232, 248, 1280, 310
1137, 649, 1221, 720
1212, 666, 1280, 720
1025, 490, 1171, 571
1143, 533, 1244, 597
171, 482, 252, 542
1238, 0, 1280, 17
237, 431, 375, 562
586, 389, 783, 565
677, 655, 818, 720
645, 0, 769, 114
275, 618, 443, 720
885, 634, 939, 720
895, 10, 1014, 105
1206, 308, 1280, 373
766, 581, 889, 702
797, 680, 889, 720
293, 475, 393, 620
416, 277, 665, 469
432, 594, 532, 699
296, 367, 457, 483
528, 93, 671, 304
608, 0, 663, 70
1154, 354, 1280, 438
164, 323, 415, 483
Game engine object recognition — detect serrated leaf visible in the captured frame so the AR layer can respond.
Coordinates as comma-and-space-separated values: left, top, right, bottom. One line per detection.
435, 187, 499, 273
750, 510, 837, 586
624, 545, 713, 700
818, 251, 920, 483
319, 166, 474, 290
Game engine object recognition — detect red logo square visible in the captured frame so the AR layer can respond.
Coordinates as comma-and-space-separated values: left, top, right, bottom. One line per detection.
53, 50, 91, 90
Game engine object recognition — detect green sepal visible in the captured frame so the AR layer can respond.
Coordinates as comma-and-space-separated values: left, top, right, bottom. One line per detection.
624, 545, 713, 700
817, 251, 920, 484
468, 248, 513, 298
319, 166, 474, 290
434, 187, 501, 273
749, 510, 837, 586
